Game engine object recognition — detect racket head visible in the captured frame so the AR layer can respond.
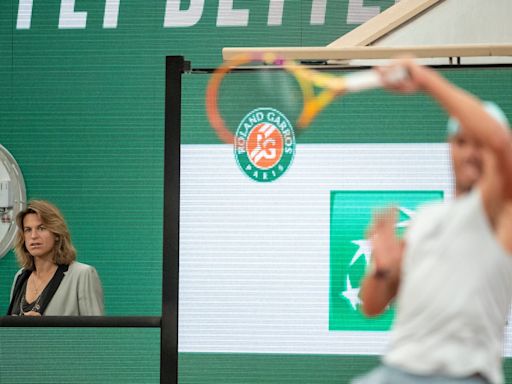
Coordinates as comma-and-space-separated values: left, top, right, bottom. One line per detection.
205, 54, 349, 144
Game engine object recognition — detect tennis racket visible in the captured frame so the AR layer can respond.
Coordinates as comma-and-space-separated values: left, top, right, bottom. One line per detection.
205, 53, 408, 144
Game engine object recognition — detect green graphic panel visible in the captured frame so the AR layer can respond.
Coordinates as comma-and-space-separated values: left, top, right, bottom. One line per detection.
329, 190, 444, 331
0, 328, 160, 383
184, 69, 512, 145
179, 353, 380, 384
178, 353, 512, 383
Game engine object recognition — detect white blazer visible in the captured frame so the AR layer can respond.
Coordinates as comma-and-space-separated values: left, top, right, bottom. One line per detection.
10, 261, 104, 316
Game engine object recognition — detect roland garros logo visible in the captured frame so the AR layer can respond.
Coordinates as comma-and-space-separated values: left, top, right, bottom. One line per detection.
234, 108, 295, 182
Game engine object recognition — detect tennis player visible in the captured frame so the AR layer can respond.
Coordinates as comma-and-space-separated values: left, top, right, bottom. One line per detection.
352, 59, 512, 384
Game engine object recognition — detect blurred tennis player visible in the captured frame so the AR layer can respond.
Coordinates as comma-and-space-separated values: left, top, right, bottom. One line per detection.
352, 59, 512, 384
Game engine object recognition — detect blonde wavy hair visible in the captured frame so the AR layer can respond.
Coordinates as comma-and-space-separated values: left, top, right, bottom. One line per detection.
15, 200, 77, 270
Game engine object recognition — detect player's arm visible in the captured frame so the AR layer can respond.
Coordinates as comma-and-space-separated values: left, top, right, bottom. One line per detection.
360, 208, 404, 317
380, 59, 512, 213
416, 65, 512, 203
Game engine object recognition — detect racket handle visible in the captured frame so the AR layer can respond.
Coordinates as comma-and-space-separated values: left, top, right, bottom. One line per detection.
344, 67, 408, 93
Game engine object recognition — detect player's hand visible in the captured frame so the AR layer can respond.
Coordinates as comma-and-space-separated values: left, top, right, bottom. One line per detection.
367, 207, 403, 277
377, 57, 431, 94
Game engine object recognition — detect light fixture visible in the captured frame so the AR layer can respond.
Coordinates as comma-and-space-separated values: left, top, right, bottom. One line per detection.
0, 144, 26, 259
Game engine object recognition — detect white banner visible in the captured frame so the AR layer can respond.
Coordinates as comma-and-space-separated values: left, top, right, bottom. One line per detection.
179, 143, 512, 356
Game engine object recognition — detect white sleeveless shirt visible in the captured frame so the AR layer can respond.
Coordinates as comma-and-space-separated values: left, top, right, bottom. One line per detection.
384, 188, 512, 384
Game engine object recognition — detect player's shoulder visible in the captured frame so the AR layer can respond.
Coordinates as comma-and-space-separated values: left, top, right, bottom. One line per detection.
405, 198, 447, 239
414, 198, 447, 222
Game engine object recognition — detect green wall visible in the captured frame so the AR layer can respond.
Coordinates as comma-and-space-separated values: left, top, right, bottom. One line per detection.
0, 0, 401, 317
1, 1, 511, 383
183, 69, 512, 145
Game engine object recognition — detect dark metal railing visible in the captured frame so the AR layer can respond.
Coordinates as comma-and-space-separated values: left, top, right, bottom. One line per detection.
0, 315, 161, 328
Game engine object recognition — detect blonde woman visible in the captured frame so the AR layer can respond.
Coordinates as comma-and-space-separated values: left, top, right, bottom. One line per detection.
7, 200, 104, 316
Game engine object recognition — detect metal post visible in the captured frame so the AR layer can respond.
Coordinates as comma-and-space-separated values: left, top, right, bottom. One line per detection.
162, 56, 185, 384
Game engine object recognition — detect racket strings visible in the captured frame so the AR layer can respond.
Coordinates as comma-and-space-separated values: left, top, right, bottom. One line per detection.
205, 55, 251, 143
206, 54, 350, 143
291, 66, 346, 128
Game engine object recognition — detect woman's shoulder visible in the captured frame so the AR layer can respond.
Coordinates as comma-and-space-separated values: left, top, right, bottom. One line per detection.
66, 261, 97, 275
12, 267, 30, 282
11, 268, 25, 289
13, 268, 25, 278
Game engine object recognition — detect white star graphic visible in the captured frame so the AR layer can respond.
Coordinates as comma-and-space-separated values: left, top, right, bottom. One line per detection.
349, 240, 372, 266
395, 206, 415, 228
341, 274, 361, 310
